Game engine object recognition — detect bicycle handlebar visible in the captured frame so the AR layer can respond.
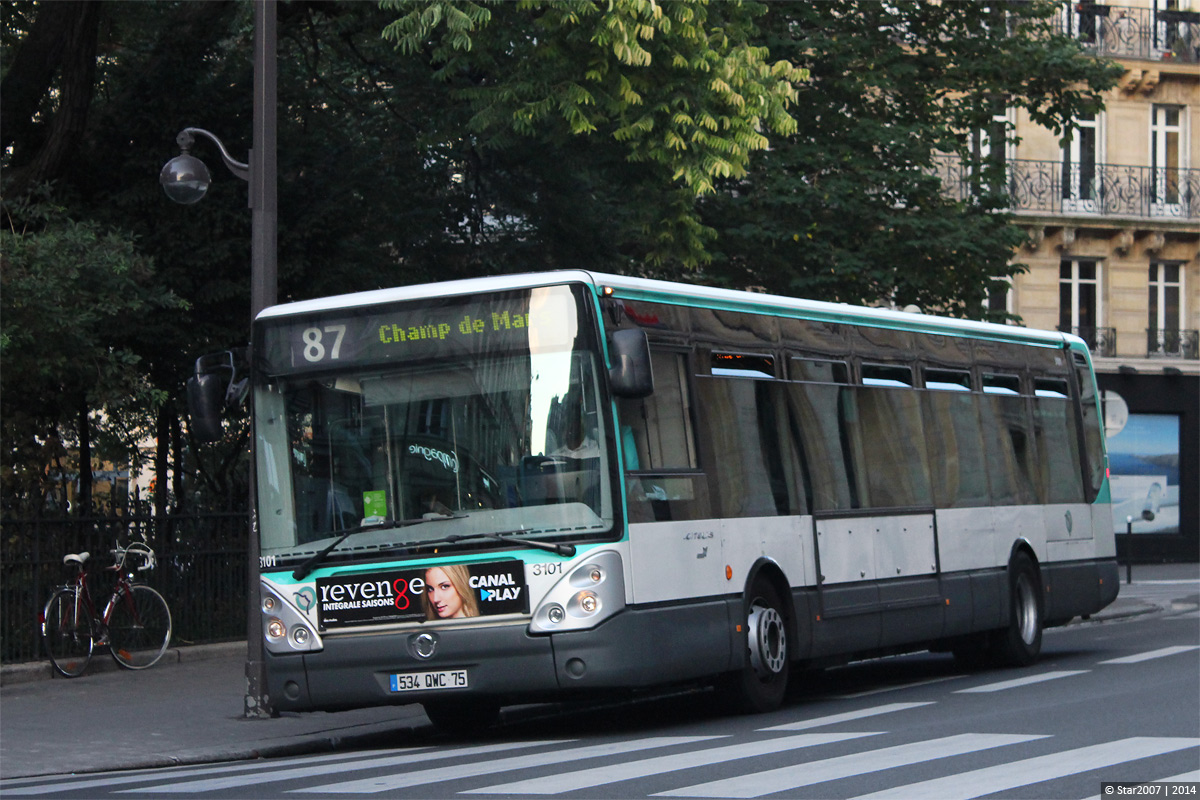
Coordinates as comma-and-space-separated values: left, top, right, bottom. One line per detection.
109, 541, 157, 572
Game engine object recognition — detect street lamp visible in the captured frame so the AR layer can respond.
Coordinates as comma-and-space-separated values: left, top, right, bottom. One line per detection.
159, 128, 248, 204
159, 0, 277, 720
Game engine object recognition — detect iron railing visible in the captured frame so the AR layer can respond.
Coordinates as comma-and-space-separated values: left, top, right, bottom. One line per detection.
1056, 2, 1200, 63
0, 513, 248, 663
932, 156, 1200, 220
1146, 328, 1200, 358
1058, 326, 1118, 357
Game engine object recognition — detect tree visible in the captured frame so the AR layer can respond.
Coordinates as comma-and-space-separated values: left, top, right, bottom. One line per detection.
0, 197, 184, 514
379, 0, 808, 268
696, 0, 1123, 317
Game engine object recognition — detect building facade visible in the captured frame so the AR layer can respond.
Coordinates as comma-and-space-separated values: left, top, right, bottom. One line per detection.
1013, 1, 1198, 561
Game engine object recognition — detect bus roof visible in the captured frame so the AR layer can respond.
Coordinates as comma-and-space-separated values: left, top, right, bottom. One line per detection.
256, 269, 1082, 352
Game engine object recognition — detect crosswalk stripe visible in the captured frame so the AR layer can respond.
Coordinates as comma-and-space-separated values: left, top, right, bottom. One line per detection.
759, 702, 934, 732
654, 733, 1046, 798
465, 732, 880, 795
0, 749, 398, 796
854, 737, 1200, 800
955, 669, 1088, 692
118, 741, 563, 794
1099, 645, 1200, 664
293, 735, 722, 794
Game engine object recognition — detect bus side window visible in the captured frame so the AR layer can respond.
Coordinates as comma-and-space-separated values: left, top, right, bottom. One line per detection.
1073, 360, 1106, 501
1032, 376, 1086, 504
617, 350, 708, 521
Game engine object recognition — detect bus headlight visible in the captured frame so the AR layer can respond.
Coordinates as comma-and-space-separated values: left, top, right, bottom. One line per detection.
260, 579, 324, 654
530, 551, 625, 633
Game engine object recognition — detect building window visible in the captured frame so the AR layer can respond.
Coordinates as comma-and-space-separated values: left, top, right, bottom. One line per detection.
1062, 112, 1100, 212
1148, 263, 1186, 355
986, 276, 1013, 321
1060, 260, 1105, 352
1150, 104, 1184, 212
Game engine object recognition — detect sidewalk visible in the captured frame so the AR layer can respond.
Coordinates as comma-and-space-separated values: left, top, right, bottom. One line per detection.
1, 563, 1196, 780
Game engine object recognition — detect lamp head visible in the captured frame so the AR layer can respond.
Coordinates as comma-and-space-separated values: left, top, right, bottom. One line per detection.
160, 152, 212, 204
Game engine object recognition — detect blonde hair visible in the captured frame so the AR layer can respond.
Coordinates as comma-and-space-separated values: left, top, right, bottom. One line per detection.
422, 564, 480, 619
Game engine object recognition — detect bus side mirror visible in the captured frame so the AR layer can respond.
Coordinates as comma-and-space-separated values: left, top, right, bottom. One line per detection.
186, 349, 248, 442
187, 373, 226, 442
609, 329, 654, 398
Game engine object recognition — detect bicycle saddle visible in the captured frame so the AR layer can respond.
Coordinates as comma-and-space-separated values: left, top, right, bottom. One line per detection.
63, 552, 90, 566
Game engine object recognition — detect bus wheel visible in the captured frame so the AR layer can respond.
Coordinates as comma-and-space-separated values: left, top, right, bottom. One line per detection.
721, 580, 789, 714
423, 700, 500, 736
993, 553, 1043, 667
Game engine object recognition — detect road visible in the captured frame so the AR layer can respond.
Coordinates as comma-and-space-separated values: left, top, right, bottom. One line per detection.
3, 605, 1196, 799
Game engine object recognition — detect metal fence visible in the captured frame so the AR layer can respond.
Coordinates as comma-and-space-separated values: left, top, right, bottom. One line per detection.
0, 513, 249, 664
931, 156, 1200, 221
1055, 2, 1200, 64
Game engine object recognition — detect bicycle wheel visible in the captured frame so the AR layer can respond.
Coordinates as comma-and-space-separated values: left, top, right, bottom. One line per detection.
107, 584, 172, 669
42, 587, 94, 678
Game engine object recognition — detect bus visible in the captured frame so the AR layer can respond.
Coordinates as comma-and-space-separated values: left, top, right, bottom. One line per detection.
206, 270, 1118, 731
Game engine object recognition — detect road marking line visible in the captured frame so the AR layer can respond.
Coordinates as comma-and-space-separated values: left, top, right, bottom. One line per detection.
117, 741, 565, 794
853, 736, 1200, 800
465, 732, 879, 795
758, 702, 935, 731
292, 736, 722, 794
655, 733, 1046, 798
835, 675, 964, 699
1100, 645, 1200, 664
0, 749, 403, 796
955, 670, 1088, 693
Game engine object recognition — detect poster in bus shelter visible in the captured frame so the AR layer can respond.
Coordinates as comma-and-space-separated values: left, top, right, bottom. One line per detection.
1107, 413, 1181, 534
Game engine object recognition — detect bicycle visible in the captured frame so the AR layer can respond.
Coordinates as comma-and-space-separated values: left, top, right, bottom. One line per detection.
40, 536, 173, 678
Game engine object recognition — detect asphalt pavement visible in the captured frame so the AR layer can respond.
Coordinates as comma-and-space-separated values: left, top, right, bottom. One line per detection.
1, 562, 1196, 780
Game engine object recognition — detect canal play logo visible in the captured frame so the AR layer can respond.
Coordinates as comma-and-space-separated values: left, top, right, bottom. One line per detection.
470, 571, 522, 603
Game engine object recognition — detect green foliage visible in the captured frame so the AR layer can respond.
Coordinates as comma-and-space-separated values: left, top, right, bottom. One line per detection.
380, 0, 808, 266
0, 196, 184, 511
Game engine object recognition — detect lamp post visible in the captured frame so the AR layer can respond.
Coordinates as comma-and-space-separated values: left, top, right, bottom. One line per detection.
159, 0, 276, 719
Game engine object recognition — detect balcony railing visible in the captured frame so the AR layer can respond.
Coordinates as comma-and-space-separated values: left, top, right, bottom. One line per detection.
932, 156, 1200, 220
1146, 328, 1200, 359
1059, 326, 1118, 357
1056, 2, 1200, 63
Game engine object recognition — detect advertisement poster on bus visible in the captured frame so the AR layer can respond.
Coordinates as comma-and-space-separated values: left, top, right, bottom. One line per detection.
1107, 413, 1180, 534
316, 560, 527, 629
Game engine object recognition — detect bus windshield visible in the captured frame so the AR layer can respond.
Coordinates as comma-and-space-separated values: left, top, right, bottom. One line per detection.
254, 284, 614, 561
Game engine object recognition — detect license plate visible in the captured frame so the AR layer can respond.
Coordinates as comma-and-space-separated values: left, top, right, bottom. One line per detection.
389, 669, 469, 693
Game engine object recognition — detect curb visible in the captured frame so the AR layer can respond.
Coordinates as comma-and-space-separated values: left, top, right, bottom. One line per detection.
0, 640, 246, 687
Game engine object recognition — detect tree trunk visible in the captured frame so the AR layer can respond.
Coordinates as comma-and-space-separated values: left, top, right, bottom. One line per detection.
154, 407, 171, 517
76, 401, 92, 516
2, 1, 102, 195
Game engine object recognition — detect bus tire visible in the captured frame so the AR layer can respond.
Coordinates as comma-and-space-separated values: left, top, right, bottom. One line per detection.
992, 552, 1043, 667
423, 700, 500, 736
720, 580, 790, 714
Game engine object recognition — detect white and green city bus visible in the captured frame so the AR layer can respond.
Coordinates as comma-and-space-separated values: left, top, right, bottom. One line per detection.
223, 270, 1117, 730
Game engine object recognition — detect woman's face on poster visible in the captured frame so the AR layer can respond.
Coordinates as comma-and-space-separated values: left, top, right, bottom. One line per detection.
426, 567, 465, 618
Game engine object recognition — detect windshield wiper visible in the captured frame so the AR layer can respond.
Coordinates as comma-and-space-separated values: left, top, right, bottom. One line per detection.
375, 530, 577, 559
444, 532, 576, 558
291, 515, 466, 580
